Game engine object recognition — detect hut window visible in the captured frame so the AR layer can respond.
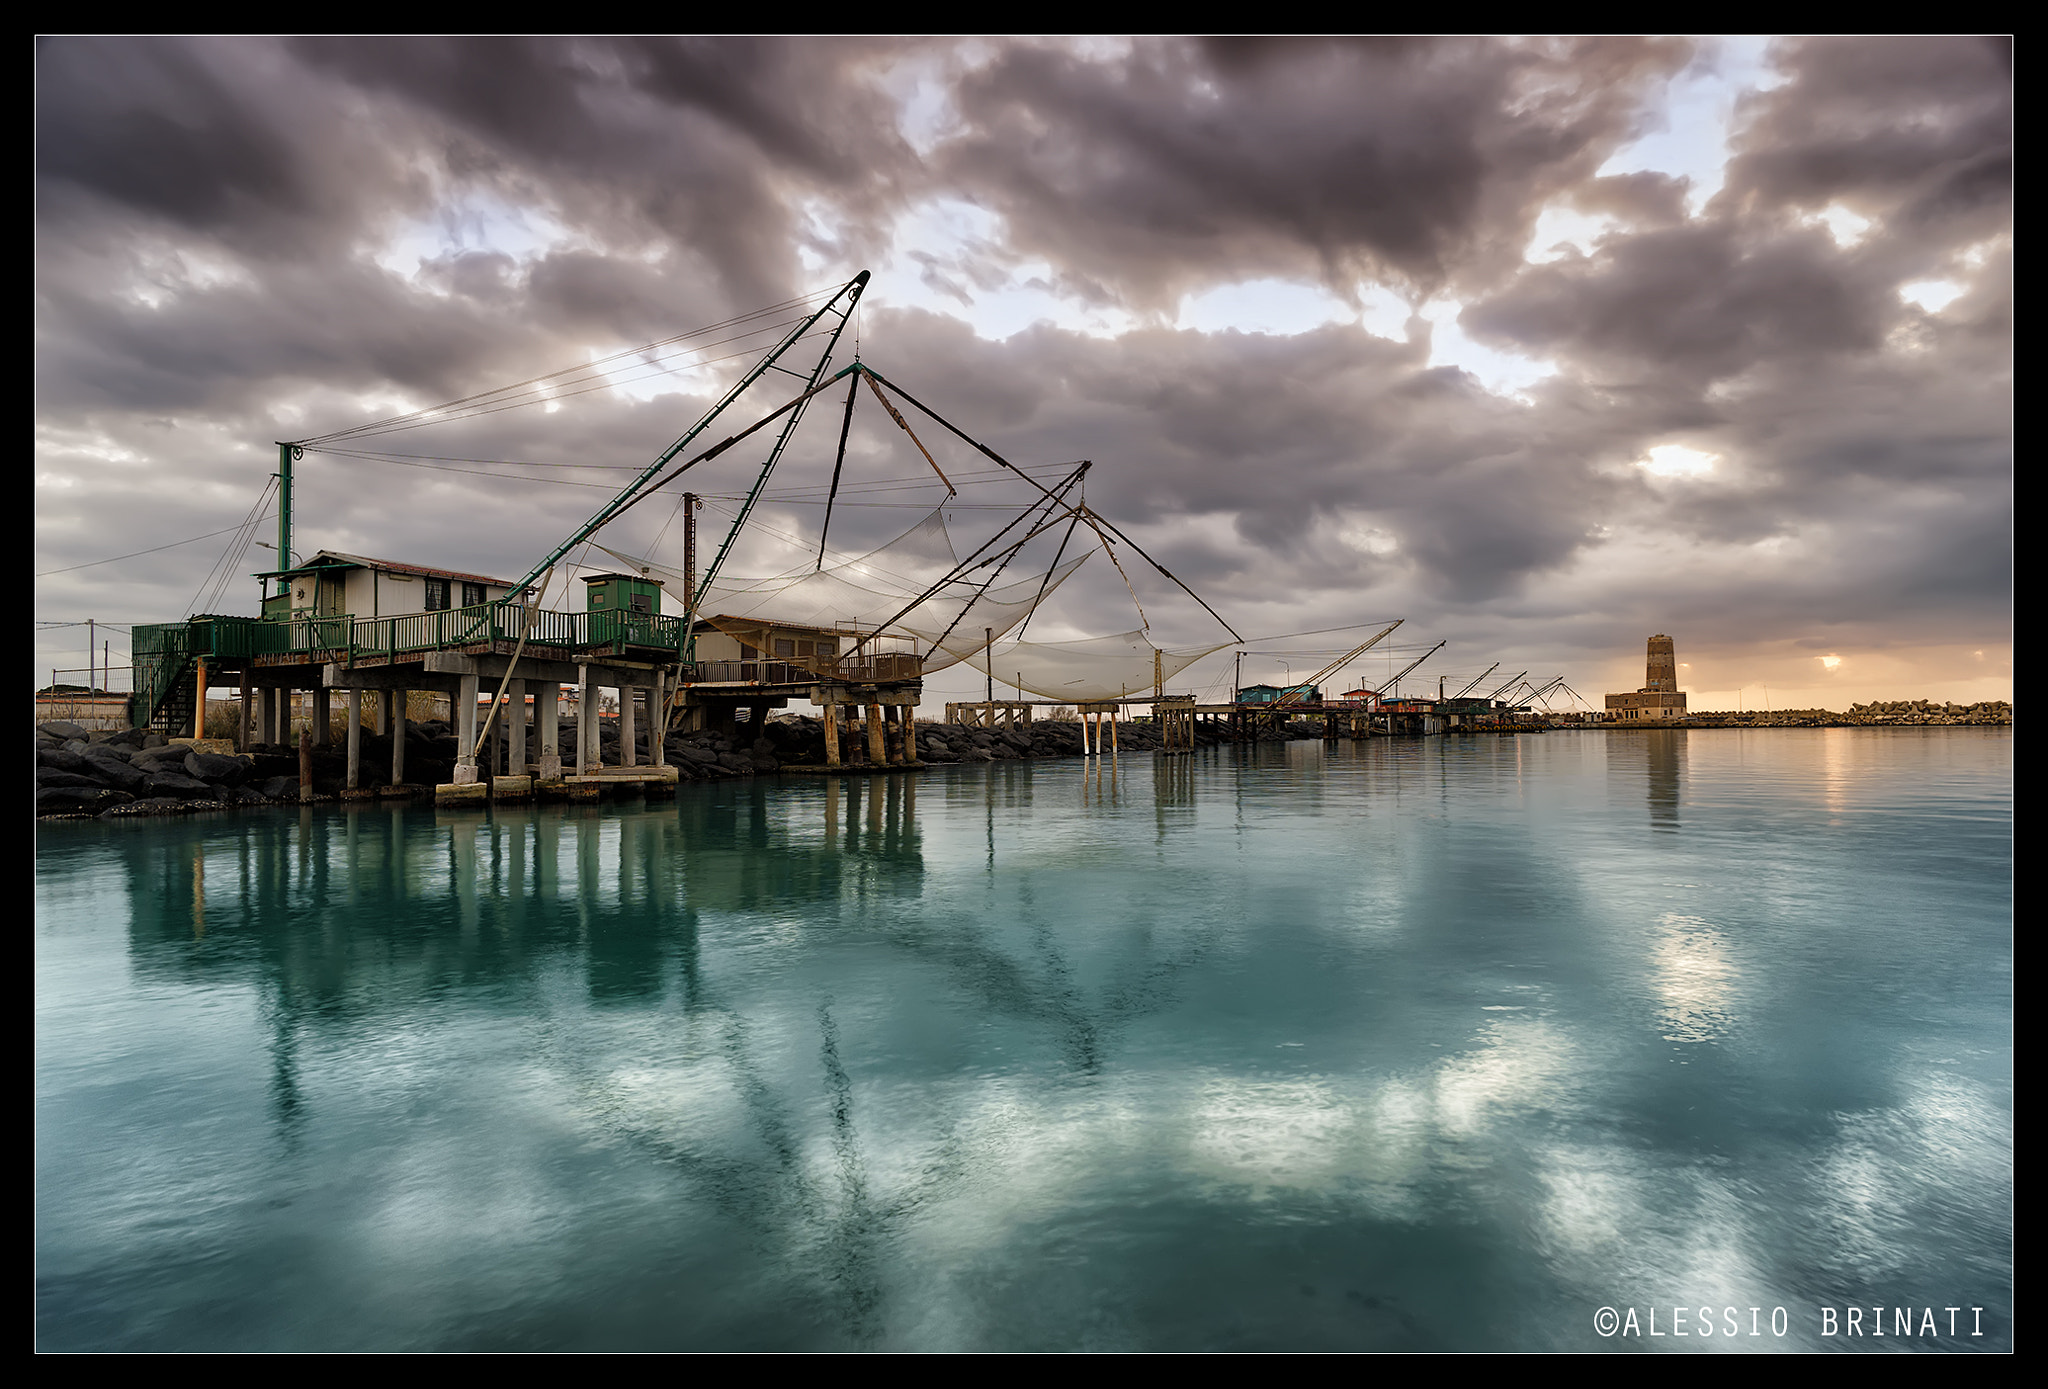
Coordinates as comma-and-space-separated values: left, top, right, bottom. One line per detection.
815, 639, 837, 657
774, 638, 795, 657
462, 582, 486, 607
425, 578, 451, 611
797, 640, 814, 656
740, 643, 758, 659
630, 592, 652, 615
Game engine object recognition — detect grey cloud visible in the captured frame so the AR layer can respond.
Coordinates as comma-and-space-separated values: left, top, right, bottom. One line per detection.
1724, 37, 2010, 236
34, 37, 2008, 700
934, 37, 1693, 306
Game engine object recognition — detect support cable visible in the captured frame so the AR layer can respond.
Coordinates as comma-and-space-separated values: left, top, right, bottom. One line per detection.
861, 368, 1242, 641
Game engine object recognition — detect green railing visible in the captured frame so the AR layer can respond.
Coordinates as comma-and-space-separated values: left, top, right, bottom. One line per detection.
588, 609, 683, 653
129, 604, 704, 723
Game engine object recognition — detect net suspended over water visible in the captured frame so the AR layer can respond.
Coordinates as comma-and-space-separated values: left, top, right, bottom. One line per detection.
602, 509, 1231, 700
929, 630, 1235, 702
597, 508, 1089, 675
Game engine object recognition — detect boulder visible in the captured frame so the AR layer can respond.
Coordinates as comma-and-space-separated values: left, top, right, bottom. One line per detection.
185, 751, 250, 786
145, 771, 214, 800
39, 786, 134, 815
38, 748, 93, 774
82, 757, 152, 794
37, 768, 102, 789
38, 721, 91, 740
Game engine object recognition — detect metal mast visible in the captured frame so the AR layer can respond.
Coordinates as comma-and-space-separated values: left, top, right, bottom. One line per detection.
505, 271, 870, 601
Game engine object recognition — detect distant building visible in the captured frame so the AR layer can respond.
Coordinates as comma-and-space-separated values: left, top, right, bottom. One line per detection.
1605, 634, 1689, 721
1236, 683, 1322, 704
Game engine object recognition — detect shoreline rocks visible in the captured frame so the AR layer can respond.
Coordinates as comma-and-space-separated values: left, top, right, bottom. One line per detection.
36, 713, 1329, 818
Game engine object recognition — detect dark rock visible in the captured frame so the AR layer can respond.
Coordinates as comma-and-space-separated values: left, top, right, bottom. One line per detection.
145, 771, 214, 800
38, 748, 93, 774
82, 742, 134, 763
102, 727, 150, 749
38, 721, 90, 740
680, 746, 719, 766
38, 768, 102, 789
716, 752, 752, 771
259, 776, 300, 800
39, 786, 133, 814
84, 758, 153, 794
185, 751, 250, 786
142, 731, 167, 748
752, 753, 781, 772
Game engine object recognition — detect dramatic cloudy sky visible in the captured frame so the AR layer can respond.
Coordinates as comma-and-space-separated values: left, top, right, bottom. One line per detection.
35, 36, 2012, 710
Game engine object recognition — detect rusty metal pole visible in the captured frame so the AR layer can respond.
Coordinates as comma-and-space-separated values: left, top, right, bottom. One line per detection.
298, 722, 314, 802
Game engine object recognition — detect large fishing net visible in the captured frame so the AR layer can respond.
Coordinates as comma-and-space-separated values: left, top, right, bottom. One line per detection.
932, 630, 1235, 702
596, 508, 1088, 678
601, 509, 1232, 699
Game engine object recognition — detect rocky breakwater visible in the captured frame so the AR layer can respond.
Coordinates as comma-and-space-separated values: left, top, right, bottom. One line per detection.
1687, 700, 2012, 729
36, 721, 305, 818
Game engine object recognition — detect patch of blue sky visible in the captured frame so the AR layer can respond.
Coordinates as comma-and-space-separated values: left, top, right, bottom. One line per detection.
1597, 36, 1783, 213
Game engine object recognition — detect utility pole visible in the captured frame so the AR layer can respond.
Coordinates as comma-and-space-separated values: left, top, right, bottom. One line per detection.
985, 628, 993, 704
683, 493, 699, 612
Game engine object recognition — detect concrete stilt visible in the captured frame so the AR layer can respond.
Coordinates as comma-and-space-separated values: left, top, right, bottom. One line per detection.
239, 667, 252, 751
621, 685, 638, 768
822, 703, 842, 767
455, 674, 480, 783
391, 689, 408, 786
866, 702, 886, 765
538, 681, 562, 781
346, 689, 362, 789
314, 687, 332, 746
508, 679, 527, 775
577, 666, 596, 774
648, 673, 665, 767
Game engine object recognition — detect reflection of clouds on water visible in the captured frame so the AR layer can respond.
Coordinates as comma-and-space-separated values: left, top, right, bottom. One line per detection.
1533, 1148, 1768, 1324
1165, 1018, 1577, 1200
1810, 1072, 2012, 1286
1651, 913, 1737, 1044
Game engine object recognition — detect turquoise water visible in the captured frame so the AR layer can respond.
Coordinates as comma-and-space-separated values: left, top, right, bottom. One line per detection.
35, 729, 2012, 1351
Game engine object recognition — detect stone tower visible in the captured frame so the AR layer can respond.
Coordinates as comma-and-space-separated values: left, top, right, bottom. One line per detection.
1645, 634, 1676, 693
1604, 633, 1688, 721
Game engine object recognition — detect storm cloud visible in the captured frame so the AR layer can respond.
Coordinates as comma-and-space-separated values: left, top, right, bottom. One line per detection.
34, 36, 2010, 707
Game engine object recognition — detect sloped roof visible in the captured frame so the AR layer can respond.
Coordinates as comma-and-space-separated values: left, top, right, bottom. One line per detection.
269, 550, 522, 589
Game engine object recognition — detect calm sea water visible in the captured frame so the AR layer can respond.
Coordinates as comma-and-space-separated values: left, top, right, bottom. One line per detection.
35, 729, 2012, 1351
